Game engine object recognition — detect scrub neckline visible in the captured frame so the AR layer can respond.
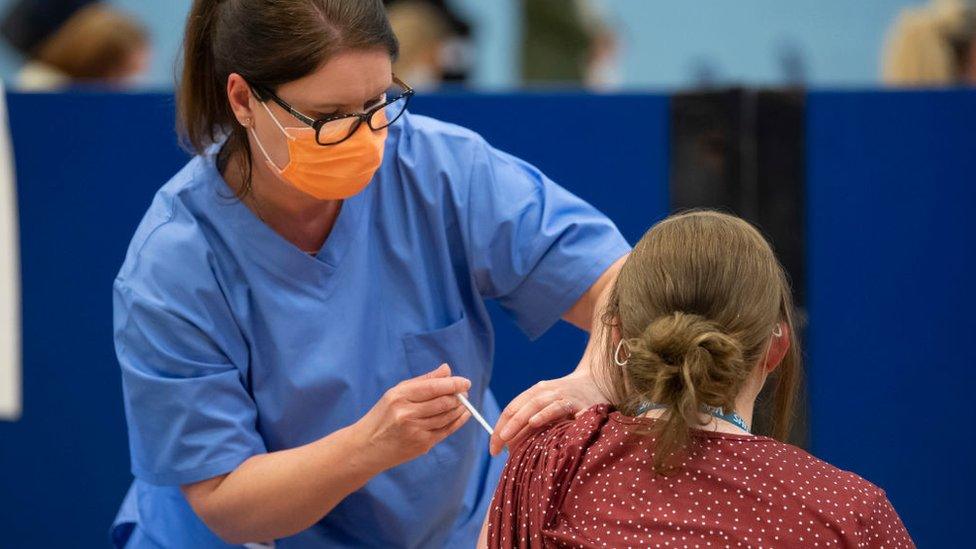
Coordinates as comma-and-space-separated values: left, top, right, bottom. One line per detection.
197, 149, 371, 290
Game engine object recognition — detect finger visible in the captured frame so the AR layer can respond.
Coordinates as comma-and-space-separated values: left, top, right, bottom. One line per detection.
527, 399, 577, 428
500, 392, 556, 440
490, 384, 545, 454
388, 365, 452, 401
506, 423, 540, 450
419, 363, 451, 379
401, 375, 471, 402
430, 408, 471, 439
413, 405, 466, 431
410, 394, 464, 418
490, 392, 552, 455
490, 419, 544, 456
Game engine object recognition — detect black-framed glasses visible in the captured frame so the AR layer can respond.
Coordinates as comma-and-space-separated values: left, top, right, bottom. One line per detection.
252, 75, 414, 146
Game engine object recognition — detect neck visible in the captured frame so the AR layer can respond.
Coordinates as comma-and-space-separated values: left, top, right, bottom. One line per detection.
223, 150, 342, 252
637, 386, 759, 435
732, 391, 756, 430
640, 399, 754, 435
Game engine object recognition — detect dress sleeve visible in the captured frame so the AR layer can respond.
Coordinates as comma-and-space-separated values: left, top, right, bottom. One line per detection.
462, 139, 630, 339
860, 491, 916, 548
486, 407, 607, 548
114, 229, 265, 486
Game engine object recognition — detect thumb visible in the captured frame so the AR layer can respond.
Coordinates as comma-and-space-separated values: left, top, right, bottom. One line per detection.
420, 363, 451, 379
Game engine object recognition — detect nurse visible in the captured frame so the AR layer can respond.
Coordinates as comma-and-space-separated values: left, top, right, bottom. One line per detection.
112, 1, 630, 547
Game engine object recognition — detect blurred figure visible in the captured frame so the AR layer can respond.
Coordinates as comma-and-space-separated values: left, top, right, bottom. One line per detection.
776, 38, 808, 87
521, 0, 620, 89
689, 56, 721, 89
883, 0, 976, 86
384, 0, 472, 88
387, 0, 450, 90
1, 0, 149, 90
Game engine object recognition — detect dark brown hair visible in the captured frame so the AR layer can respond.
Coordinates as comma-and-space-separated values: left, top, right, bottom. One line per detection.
177, 0, 398, 194
35, 4, 147, 80
598, 211, 802, 475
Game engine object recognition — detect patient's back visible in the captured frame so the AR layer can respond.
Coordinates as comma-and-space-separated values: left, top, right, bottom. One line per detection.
487, 405, 913, 548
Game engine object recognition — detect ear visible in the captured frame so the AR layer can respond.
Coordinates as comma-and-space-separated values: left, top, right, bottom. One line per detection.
762, 322, 790, 373
227, 73, 255, 126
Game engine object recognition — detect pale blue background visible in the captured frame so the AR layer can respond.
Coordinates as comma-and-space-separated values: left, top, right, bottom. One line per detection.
0, 0, 924, 89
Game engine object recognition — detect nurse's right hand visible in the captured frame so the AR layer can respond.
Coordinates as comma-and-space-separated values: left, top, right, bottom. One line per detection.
353, 363, 472, 469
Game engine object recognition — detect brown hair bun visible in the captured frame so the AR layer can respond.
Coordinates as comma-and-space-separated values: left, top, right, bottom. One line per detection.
627, 312, 745, 417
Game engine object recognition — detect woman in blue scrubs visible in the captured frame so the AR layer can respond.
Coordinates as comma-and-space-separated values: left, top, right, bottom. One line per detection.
112, 1, 630, 547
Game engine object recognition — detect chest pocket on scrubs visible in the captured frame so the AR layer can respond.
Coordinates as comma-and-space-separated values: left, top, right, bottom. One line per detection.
402, 312, 490, 465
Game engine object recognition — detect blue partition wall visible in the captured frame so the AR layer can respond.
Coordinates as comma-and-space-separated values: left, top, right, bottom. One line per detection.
1, 93, 191, 546
806, 89, 976, 548
0, 91, 668, 547
2, 88, 973, 548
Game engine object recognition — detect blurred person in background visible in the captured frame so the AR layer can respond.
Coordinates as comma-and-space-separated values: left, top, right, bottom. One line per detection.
522, 0, 620, 89
0, 0, 149, 91
384, 0, 472, 88
883, 0, 976, 86
386, 0, 451, 90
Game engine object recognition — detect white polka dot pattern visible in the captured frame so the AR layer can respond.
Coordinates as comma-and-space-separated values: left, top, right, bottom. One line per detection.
486, 405, 914, 549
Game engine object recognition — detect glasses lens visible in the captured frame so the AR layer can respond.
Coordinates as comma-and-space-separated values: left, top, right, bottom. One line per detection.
368, 93, 410, 131
317, 116, 360, 145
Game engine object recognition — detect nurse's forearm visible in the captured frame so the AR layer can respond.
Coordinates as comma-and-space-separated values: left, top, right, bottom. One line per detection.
563, 254, 627, 371
182, 366, 471, 544
182, 424, 386, 545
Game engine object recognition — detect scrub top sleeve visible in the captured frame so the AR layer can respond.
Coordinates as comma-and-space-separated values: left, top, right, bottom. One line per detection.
114, 276, 265, 487
463, 141, 630, 340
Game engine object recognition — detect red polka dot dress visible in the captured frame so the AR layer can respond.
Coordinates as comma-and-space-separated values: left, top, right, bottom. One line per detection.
486, 404, 914, 548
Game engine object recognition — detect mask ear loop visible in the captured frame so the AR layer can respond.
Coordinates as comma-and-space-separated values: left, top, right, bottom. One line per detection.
614, 339, 630, 367
259, 99, 294, 139
249, 100, 292, 173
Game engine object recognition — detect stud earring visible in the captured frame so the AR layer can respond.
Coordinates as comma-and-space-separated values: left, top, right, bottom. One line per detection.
772, 324, 783, 337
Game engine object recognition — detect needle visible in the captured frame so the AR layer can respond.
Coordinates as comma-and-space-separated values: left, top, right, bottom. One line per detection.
456, 393, 493, 435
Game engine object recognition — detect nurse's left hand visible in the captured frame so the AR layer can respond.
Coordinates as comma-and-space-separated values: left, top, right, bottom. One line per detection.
489, 369, 607, 456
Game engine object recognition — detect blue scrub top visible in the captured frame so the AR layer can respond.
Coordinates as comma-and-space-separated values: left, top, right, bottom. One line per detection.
111, 110, 630, 548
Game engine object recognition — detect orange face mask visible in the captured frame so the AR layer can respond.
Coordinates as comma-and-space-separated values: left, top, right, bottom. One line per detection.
250, 101, 388, 200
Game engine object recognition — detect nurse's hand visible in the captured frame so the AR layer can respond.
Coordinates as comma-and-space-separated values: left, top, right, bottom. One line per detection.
354, 363, 472, 469
490, 255, 628, 456
489, 369, 606, 456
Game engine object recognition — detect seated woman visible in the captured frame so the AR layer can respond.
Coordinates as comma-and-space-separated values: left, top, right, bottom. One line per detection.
481, 211, 914, 548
